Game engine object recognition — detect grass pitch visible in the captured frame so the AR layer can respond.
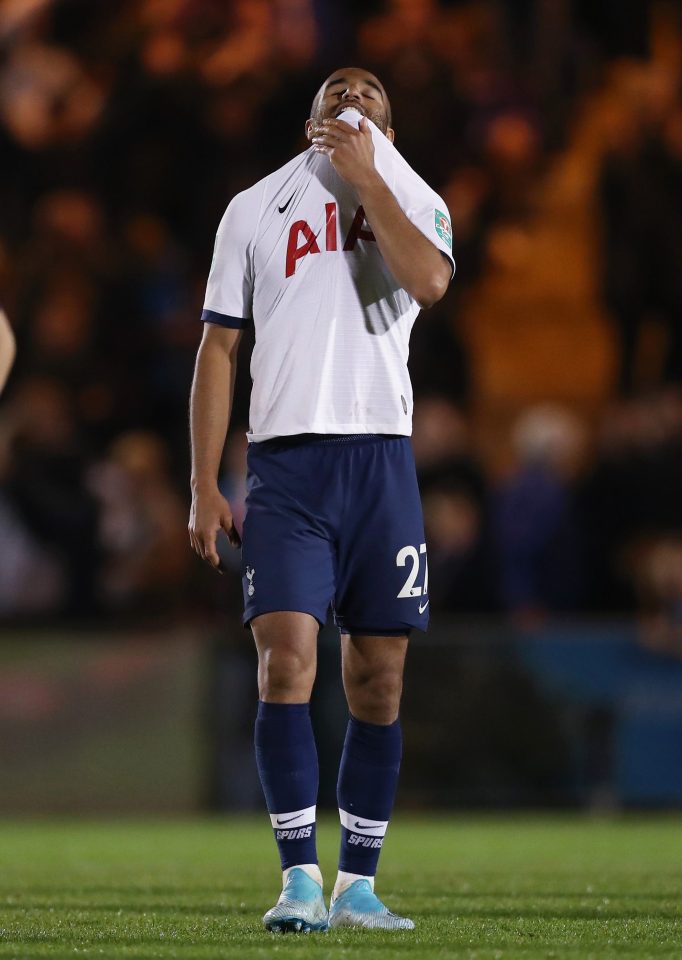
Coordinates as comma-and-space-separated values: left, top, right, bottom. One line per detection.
0, 817, 680, 959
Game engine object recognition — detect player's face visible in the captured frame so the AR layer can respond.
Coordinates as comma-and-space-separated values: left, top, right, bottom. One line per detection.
306, 68, 394, 142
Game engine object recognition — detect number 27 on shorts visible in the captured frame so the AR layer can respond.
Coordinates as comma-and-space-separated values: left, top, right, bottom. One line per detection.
396, 543, 428, 598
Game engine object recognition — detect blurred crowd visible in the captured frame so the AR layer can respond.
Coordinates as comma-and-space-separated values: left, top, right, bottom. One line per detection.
414, 391, 682, 651
0, 0, 681, 643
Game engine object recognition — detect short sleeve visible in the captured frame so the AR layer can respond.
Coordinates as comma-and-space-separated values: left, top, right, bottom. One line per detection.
369, 121, 456, 283
406, 197, 456, 279
202, 191, 255, 328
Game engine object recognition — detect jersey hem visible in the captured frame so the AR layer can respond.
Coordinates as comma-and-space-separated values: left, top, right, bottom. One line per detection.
248, 425, 411, 442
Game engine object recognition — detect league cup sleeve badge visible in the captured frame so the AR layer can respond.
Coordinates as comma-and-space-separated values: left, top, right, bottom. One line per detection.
434, 209, 452, 248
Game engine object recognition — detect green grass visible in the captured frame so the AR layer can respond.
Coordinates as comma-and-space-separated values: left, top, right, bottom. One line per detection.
0, 817, 680, 958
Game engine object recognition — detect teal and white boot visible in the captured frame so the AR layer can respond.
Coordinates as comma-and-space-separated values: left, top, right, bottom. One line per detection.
262, 867, 328, 933
328, 879, 414, 930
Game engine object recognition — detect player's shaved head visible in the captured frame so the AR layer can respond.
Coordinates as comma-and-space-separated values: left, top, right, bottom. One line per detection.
309, 67, 393, 136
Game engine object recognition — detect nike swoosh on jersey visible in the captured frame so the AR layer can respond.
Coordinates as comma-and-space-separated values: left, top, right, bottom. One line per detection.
418, 600, 429, 614
276, 814, 302, 825
278, 193, 295, 213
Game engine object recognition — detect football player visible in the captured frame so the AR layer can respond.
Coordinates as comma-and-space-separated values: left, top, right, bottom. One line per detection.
189, 67, 454, 932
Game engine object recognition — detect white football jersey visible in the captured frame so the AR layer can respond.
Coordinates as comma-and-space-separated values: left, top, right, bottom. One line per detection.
202, 109, 455, 442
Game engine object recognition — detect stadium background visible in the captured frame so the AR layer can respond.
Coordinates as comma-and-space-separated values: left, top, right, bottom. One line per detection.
0, 0, 681, 815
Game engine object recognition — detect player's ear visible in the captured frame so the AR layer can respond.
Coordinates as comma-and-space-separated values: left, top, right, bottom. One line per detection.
305, 118, 314, 141
386, 127, 395, 143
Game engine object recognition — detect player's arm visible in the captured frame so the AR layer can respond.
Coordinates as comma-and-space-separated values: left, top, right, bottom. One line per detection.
357, 179, 451, 307
0, 310, 16, 394
189, 323, 242, 569
311, 118, 452, 309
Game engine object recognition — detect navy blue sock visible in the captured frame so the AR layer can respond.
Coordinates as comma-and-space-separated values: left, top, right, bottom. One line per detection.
254, 701, 319, 870
337, 715, 402, 876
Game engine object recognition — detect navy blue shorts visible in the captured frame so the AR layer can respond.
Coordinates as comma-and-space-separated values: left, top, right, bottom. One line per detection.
241, 435, 429, 635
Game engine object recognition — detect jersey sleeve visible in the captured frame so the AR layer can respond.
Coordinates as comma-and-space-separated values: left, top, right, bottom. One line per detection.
369, 121, 456, 282
405, 194, 456, 279
201, 191, 255, 328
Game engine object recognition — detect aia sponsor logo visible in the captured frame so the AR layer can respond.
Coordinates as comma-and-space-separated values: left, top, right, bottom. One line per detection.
285, 203, 376, 277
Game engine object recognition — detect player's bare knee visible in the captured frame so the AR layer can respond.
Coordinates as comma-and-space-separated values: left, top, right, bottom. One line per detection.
368, 671, 403, 714
258, 643, 315, 701
347, 668, 403, 723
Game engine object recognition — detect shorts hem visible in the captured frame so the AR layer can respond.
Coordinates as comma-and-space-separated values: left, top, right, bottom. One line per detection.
243, 606, 328, 630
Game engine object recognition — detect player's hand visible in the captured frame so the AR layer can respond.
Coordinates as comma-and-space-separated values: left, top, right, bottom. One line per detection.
310, 117, 380, 191
188, 485, 241, 572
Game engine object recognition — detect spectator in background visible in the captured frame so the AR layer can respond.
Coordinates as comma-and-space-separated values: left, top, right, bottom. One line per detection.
358, 0, 465, 185
582, 389, 682, 613
423, 480, 498, 614
0, 26, 105, 152
412, 396, 486, 501
413, 396, 496, 612
634, 536, 682, 656
119, 211, 195, 447
598, 67, 682, 394
493, 405, 587, 625
11, 190, 136, 444
87, 431, 190, 617
1, 376, 98, 617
